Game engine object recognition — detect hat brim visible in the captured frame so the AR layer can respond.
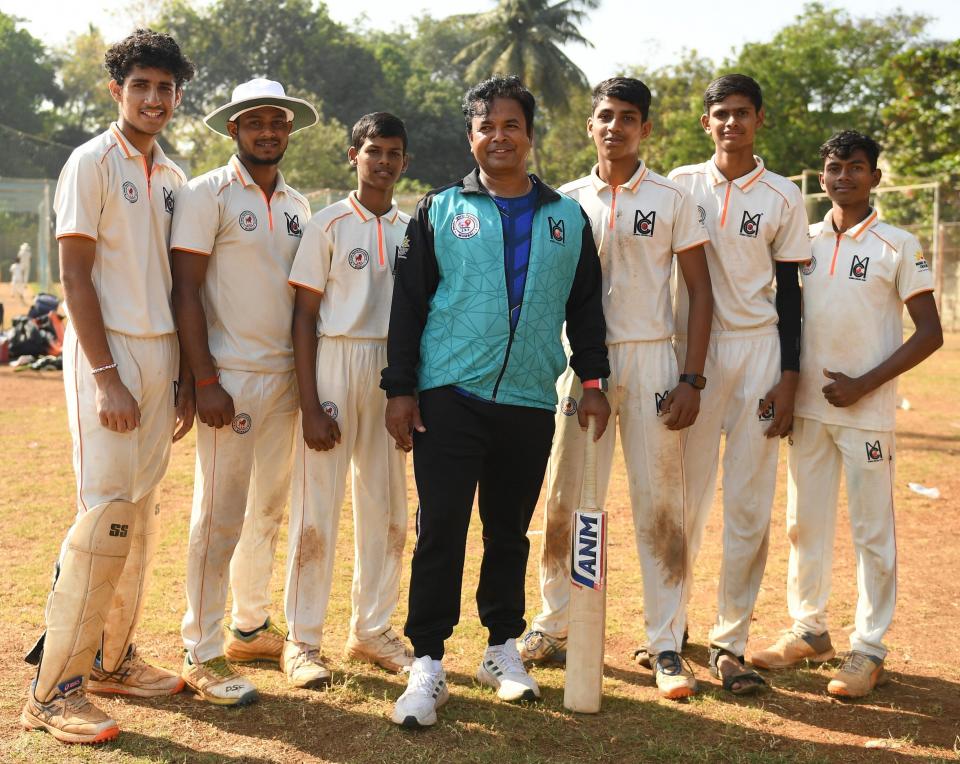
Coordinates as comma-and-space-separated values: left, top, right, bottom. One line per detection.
203, 95, 319, 137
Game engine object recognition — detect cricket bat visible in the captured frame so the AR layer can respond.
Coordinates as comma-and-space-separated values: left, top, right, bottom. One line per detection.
563, 415, 607, 713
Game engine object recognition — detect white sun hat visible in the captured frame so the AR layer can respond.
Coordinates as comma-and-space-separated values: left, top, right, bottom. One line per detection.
203, 78, 319, 136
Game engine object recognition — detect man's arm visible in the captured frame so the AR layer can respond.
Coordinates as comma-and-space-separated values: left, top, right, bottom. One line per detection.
171, 252, 234, 428
758, 260, 802, 438
382, 196, 439, 451
823, 291, 942, 407
60, 236, 140, 432
661, 244, 712, 430
292, 287, 341, 450
565, 211, 611, 440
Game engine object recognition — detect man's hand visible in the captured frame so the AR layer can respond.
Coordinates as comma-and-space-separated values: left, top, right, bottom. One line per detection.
303, 408, 341, 451
196, 382, 235, 428
385, 395, 425, 452
822, 369, 869, 408
95, 370, 141, 432
659, 383, 700, 431
173, 379, 195, 442
578, 388, 611, 440
760, 370, 798, 438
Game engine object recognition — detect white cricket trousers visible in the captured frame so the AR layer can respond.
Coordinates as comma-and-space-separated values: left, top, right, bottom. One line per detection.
61, 324, 177, 671
786, 416, 896, 660
531, 339, 687, 654
285, 337, 407, 648
680, 328, 781, 656
182, 369, 297, 662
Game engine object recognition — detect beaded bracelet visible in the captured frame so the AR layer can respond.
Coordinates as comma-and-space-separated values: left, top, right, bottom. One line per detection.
90, 362, 118, 375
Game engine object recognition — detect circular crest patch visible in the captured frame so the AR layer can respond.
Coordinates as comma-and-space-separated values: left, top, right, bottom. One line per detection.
321, 401, 339, 420
452, 212, 480, 239
231, 412, 252, 434
122, 181, 139, 203
801, 256, 816, 276
348, 248, 369, 270
239, 211, 258, 231
560, 396, 578, 416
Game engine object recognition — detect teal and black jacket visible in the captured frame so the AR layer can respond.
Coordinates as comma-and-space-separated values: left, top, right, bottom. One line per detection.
381, 169, 609, 411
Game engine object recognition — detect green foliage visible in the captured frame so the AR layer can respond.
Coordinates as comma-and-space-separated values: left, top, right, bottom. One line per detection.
54, 25, 117, 140
0, 12, 61, 135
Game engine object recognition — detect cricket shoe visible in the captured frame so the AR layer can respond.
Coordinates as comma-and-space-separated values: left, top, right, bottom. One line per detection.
224, 618, 285, 663
653, 650, 697, 700
282, 640, 332, 689
391, 656, 448, 728
181, 654, 258, 706
827, 651, 888, 699
518, 629, 567, 666
477, 639, 541, 702
21, 683, 119, 744
344, 627, 413, 672
633, 627, 689, 670
750, 629, 835, 670
88, 645, 185, 697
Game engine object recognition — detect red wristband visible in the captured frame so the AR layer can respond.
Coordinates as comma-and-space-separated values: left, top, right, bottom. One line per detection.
582, 379, 603, 390
196, 374, 219, 388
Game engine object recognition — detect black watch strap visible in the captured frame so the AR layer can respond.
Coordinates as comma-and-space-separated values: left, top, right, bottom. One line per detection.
679, 373, 707, 390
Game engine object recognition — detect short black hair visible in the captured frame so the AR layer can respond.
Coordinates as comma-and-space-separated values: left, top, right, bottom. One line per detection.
351, 112, 408, 153
462, 75, 535, 137
592, 77, 652, 121
104, 28, 195, 88
820, 130, 882, 171
703, 74, 762, 113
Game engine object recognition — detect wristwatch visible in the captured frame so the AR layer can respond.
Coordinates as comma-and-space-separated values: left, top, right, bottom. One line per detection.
679, 373, 707, 390
582, 378, 609, 392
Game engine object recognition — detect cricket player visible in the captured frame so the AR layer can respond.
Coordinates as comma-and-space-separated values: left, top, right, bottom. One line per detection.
669, 74, 808, 694
519, 77, 713, 700
751, 131, 942, 698
172, 79, 318, 705
284, 112, 414, 688
21, 30, 195, 744
382, 75, 610, 728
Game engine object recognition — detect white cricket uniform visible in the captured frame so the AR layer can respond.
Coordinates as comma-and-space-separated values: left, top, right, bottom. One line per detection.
786, 210, 934, 659
53, 123, 185, 672
174, 156, 310, 662
284, 192, 410, 647
669, 156, 809, 656
531, 163, 708, 654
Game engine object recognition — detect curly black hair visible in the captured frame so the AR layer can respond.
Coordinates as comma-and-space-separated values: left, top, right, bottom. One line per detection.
820, 130, 882, 171
104, 28, 195, 87
462, 75, 536, 137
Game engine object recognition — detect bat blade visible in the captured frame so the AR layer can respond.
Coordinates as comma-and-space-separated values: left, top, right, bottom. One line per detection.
564, 416, 606, 713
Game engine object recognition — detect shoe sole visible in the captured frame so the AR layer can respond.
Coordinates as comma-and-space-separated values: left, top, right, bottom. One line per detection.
520, 650, 566, 667
659, 683, 696, 700
477, 666, 541, 703
391, 691, 447, 728
87, 678, 186, 698
184, 683, 259, 706
343, 647, 410, 673
290, 675, 332, 690
21, 711, 120, 744
751, 647, 836, 670
827, 669, 888, 698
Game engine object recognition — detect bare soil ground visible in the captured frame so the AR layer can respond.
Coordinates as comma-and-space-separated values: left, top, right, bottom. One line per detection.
0, 318, 958, 762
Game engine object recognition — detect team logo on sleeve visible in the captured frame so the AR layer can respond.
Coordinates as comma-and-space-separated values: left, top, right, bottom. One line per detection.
122, 181, 139, 203
285, 212, 302, 238
849, 255, 869, 281
162, 186, 174, 214
914, 250, 929, 271
348, 248, 369, 270
697, 205, 706, 224
654, 390, 670, 416
758, 400, 775, 421
865, 440, 883, 462
634, 210, 656, 237
231, 413, 252, 435
239, 211, 258, 231
739, 211, 762, 237
321, 401, 339, 419
452, 213, 480, 239
559, 396, 578, 416
548, 217, 565, 244
801, 256, 816, 275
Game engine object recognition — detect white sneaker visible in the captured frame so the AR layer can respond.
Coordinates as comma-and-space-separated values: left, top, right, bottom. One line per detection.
391, 656, 448, 728
477, 639, 541, 702
282, 640, 332, 690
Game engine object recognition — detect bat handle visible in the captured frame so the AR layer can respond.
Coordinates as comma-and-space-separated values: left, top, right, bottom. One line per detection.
582, 415, 598, 510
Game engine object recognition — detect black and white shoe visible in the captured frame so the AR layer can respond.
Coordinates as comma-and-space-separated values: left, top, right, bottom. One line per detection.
391, 656, 448, 728
477, 639, 541, 702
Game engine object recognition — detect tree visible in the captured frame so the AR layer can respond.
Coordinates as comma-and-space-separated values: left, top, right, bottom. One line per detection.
54, 25, 117, 143
0, 12, 61, 134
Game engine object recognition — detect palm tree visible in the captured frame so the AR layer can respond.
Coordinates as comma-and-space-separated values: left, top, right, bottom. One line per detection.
455, 0, 599, 174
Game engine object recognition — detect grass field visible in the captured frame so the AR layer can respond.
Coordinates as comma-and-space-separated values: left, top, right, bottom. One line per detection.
1, 303, 958, 762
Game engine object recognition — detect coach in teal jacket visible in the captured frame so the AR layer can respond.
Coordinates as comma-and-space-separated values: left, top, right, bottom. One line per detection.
381, 75, 610, 727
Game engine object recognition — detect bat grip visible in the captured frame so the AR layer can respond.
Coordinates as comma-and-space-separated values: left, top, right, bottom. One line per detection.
582, 415, 598, 509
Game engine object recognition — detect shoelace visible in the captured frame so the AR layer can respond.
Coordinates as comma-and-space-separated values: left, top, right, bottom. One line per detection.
294, 647, 323, 669
408, 662, 441, 693
839, 652, 871, 673
203, 656, 236, 680
492, 644, 526, 675
62, 690, 96, 714
656, 650, 686, 676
